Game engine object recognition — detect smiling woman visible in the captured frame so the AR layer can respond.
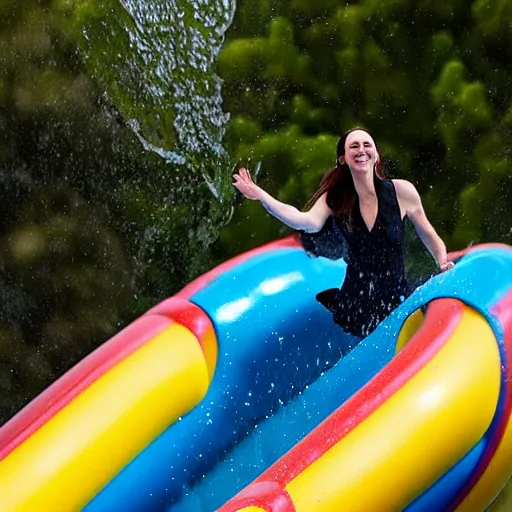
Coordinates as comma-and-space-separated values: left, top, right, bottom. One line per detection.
232, 127, 454, 338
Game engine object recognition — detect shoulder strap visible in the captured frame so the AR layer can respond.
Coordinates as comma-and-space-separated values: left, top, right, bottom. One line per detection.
376, 178, 401, 214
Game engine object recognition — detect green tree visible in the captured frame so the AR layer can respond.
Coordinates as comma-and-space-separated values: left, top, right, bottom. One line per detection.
216, 0, 512, 261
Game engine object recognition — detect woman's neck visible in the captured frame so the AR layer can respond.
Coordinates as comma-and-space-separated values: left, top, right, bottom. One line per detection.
352, 171, 376, 201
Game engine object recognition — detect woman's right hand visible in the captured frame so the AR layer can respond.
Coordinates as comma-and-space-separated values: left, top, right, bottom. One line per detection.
233, 168, 263, 200
233, 167, 331, 232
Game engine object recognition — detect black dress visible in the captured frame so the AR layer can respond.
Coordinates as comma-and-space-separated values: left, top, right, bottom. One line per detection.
301, 177, 411, 338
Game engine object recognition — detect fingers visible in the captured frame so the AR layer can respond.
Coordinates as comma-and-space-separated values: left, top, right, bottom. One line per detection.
232, 168, 244, 180
238, 168, 252, 182
232, 169, 252, 195
440, 261, 455, 272
232, 168, 254, 188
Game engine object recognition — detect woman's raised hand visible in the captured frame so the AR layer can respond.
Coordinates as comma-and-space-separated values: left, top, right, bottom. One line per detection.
232, 168, 263, 201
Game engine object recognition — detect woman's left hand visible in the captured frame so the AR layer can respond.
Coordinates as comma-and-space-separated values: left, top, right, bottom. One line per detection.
439, 260, 455, 272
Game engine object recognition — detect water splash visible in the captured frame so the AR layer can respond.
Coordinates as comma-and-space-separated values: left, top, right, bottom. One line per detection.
87, 0, 236, 211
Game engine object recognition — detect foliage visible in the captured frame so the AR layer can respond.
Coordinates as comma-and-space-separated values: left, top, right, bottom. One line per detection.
216, 0, 512, 260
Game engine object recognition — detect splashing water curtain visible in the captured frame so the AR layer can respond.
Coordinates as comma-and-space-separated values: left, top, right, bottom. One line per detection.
88, 0, 236, 205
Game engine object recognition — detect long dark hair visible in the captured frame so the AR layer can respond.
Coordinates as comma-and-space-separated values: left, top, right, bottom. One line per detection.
305, 127, 385, 220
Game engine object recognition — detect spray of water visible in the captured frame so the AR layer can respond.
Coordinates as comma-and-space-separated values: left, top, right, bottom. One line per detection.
84, 0, 237, 222
122, 0, 235, 202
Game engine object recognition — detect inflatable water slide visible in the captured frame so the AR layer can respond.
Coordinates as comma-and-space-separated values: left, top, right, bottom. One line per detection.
1, 235, 512, 512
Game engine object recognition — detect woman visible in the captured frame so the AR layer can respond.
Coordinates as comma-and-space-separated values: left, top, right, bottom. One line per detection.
232, 128, 453, 337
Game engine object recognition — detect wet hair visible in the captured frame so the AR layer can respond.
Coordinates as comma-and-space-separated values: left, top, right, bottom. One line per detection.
305, 127, 384, 221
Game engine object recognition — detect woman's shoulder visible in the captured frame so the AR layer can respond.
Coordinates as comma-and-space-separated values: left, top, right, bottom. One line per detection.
390, 179, 423, 215
390, 179, 420, 199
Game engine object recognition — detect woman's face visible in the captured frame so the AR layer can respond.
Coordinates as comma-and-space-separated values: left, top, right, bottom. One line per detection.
340, 130, 379, 175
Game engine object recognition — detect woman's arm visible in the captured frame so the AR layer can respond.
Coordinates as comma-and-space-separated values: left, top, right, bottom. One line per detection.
393, 179, 454, 271
233, 168, 332, 233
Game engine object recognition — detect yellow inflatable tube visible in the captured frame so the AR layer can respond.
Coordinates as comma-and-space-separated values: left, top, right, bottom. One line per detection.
286, 307, 500, 511
0, 323, 210, 512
